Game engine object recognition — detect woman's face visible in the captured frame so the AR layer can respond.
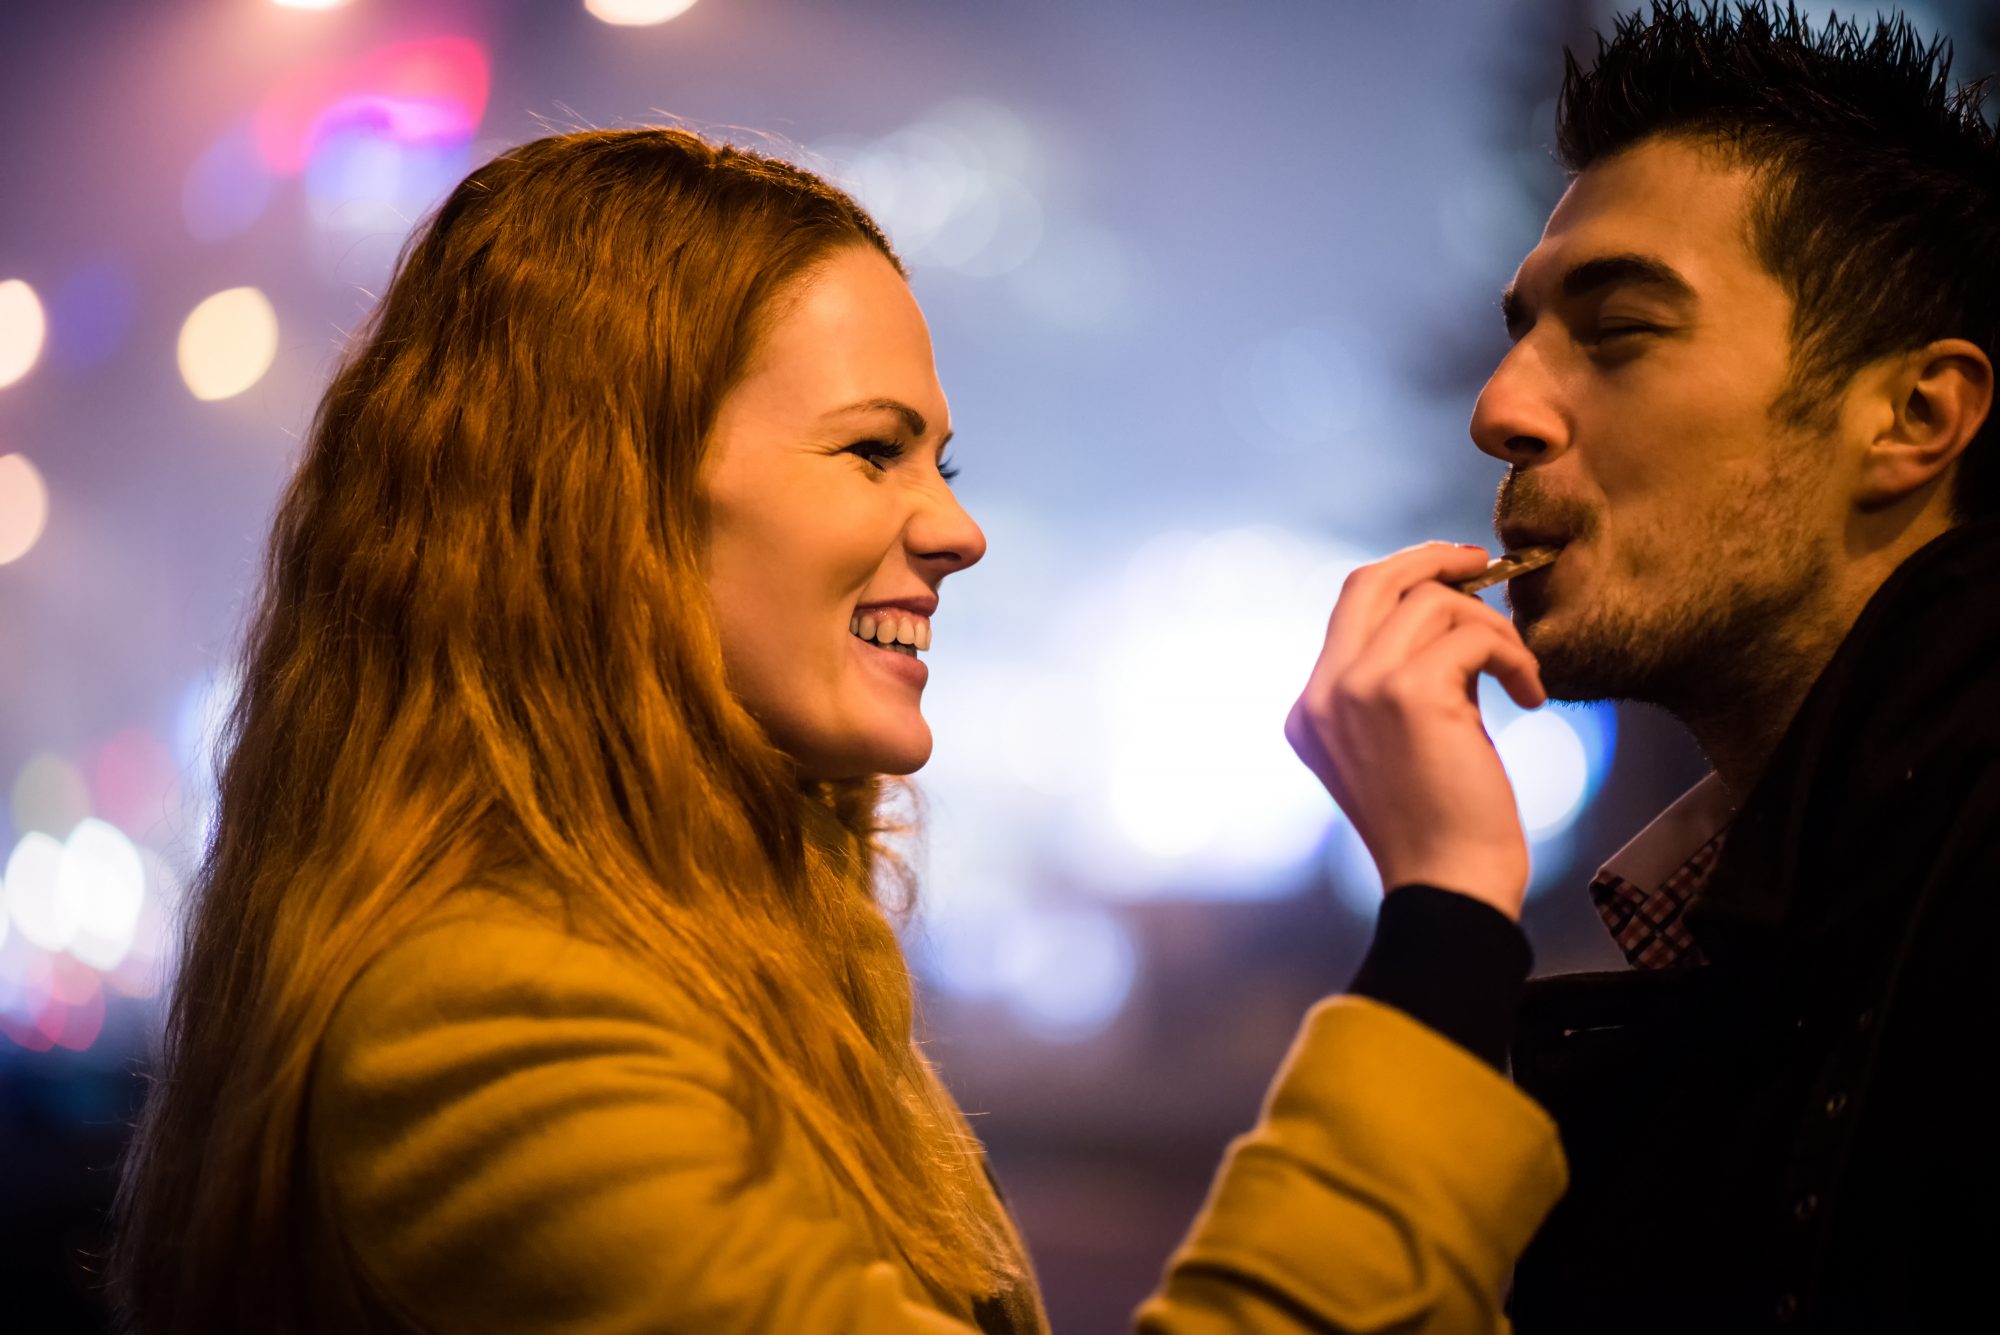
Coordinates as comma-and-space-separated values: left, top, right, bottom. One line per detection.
702, 245, 985, 780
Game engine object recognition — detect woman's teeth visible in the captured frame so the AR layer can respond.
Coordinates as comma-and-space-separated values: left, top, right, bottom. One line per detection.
850, 613, 931, 656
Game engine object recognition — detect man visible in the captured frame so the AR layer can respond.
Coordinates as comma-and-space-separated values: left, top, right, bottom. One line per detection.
1288, 4, 2000, 1330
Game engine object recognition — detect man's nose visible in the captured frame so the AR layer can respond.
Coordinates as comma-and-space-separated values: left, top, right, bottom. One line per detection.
1470, 341, 1568, 467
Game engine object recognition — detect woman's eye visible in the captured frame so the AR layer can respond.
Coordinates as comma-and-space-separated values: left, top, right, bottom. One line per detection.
844, 439, 905, 470
937, 454, 960, 484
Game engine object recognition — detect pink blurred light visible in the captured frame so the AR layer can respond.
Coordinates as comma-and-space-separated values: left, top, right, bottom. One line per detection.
89, 728, 178, 837
253, 36, 490, 175
50, 978, 106, 1051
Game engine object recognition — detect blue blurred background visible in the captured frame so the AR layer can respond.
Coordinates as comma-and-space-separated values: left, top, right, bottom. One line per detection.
1, 0, 1989, 1329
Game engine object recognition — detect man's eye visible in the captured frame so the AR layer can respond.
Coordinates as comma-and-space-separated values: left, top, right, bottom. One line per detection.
1590, 322, 1659, 344
845, 439, 905, 469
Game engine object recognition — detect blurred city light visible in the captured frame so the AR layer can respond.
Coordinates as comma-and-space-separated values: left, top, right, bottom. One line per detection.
815, 100, 1046, 279
47, 259, 139, 370
11, 752, 90, 837
586, 0, 700, 24
57, 820, 147, 973
4, 831, 73, 952
1063, 527, 1367, 896
177, 287, 279, 401
88, 729, 179, 840
0, 452, 50, 565
184, 123, 277, 242
253, 36, 491, 175
0, 278, 47, 389
993, 905, 1137, 1041
1496, 709, 1592, 838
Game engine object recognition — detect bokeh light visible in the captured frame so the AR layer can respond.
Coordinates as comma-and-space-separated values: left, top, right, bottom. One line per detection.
0, 453, 50, 565
1496, 709, 1592, 838
816, 101, 1046, 279
993, 906, 1138, 1041
88, 729, 179, 840
177, 287, 279, 401
272, 0, 355, 13
0, 278, 47, 389
586, 0, 700, 26
184, 123, 277, 242
47, 259, 139, 370
253, 36, 490, 176
58, 819, 147, 973
5, 831, 74, 952
11, 751, 91, 837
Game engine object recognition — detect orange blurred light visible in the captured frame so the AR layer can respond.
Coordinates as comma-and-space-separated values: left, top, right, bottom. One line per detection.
0, 453, 49, 565
178, 288, 279, 401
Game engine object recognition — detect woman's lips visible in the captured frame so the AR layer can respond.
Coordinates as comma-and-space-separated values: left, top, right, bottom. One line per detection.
850, 629, 928, 686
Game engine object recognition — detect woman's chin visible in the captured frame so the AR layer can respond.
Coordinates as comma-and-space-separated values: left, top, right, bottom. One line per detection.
797, 722, 934, 781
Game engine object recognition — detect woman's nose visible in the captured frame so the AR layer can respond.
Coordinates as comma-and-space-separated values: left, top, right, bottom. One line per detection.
909, 484, 986, 575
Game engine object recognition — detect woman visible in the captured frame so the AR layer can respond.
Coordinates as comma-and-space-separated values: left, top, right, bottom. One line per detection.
112, 128, 1563, 1333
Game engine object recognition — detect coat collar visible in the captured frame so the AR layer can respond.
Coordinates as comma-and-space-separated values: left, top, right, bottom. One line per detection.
1689, 518, 2000, 964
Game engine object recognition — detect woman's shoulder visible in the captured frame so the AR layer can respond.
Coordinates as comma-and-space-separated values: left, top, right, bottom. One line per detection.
318, 888, 736, 1104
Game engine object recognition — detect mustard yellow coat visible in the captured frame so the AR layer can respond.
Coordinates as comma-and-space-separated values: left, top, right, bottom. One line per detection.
309, 896, 1566, 1333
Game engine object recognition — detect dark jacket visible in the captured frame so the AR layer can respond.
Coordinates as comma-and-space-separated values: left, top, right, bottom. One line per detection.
1508, 519, 2000, 1334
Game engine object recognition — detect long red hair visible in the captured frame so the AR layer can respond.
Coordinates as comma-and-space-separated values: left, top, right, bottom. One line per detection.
112, 127, 1016, 1332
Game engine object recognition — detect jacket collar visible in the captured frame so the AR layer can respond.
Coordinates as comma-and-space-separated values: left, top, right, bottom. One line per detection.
1689, 518, 2000, 963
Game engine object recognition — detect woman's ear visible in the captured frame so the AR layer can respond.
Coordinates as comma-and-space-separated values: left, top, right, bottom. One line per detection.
1854, 338, 1993, 509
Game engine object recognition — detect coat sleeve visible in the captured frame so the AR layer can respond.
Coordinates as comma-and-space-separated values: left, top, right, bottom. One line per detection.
1136, 995, 1568, 1334
314, 911, 1564, 1335
310, 911, 988, 1335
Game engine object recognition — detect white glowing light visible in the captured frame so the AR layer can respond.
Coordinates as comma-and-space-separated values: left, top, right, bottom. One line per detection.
272, 0, 353, 10
815, 101, 1045, 278
0, 453, 49, 565
5, 832, 74, 951
585, 0, 699, 24
1076, 528, 1365, 893
0, 279, 46, 389
994, 906, 1137, 1041
177, 287, 279, 401
60, 819, 146, 972
1495, 709, 1591, 837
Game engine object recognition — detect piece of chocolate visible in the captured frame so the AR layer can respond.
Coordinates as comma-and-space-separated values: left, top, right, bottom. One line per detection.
1452, 545, 1560, 595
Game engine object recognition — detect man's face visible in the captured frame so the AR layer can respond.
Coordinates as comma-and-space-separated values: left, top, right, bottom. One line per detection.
1472, 135, 1841, 707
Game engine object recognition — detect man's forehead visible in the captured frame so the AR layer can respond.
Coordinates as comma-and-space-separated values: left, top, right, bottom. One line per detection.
1510, 137, 1761, 297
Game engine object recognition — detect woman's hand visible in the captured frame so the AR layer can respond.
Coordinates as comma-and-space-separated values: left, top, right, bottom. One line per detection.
1285, 542, 1546, 920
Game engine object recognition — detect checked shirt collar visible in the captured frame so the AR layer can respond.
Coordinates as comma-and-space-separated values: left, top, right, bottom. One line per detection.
1588, 773, 1736, 970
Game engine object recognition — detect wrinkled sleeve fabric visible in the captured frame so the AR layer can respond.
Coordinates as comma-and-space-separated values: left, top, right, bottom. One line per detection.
1136, 996, 1568, 1334
313, 909, 1564, 1335
310, 911, 987, 1335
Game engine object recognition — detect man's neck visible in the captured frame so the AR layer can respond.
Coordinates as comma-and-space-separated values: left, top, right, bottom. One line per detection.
1676, 514, 1954, 805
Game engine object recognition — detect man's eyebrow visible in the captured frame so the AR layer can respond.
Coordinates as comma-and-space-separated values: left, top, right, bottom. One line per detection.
1501, 253, 1697, 339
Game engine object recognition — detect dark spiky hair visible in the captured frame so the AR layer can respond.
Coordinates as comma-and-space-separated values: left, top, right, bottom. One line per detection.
1558, 2, 2000, 519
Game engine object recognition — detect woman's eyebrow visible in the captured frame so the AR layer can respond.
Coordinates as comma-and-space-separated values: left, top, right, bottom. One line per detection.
823, 398, 953, 446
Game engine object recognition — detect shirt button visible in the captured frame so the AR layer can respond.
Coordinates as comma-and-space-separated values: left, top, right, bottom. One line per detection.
1792, 1193, 1819, 1222
1775, 1292, 1799, 1323
1826, 1091, 1850, 1119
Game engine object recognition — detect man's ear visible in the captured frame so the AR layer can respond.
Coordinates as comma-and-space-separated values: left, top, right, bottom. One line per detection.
1855, 338, 1993, 509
